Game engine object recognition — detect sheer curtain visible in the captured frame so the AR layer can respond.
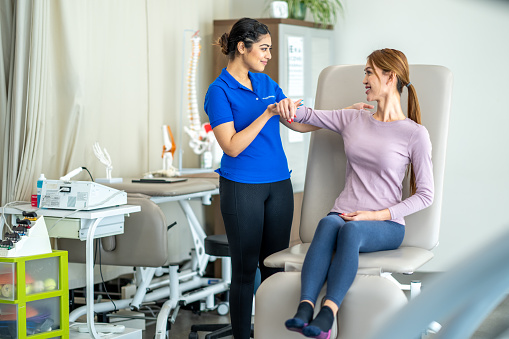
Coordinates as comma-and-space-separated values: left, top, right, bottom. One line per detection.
0, 0, 33, 205
1, 0, 228, 206
1, 0, 150, 205
14, 0, 51, 202
0, 2, 11, 205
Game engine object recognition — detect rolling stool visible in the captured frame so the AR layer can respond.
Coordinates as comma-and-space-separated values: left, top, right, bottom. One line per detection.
189, 234, 254, 338
189, 234, 232, 339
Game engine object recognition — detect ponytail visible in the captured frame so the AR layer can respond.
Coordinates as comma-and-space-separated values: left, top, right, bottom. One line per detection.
406, 83, 421, 196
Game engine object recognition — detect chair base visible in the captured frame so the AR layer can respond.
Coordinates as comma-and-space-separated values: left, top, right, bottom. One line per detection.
255, 272, 409, 338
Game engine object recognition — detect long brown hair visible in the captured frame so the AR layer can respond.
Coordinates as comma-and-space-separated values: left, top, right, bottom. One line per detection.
367, 48, 422, 196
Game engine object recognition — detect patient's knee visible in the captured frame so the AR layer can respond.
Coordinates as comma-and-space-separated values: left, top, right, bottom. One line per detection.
315, 215, 344, 236
338, 222, 362, 244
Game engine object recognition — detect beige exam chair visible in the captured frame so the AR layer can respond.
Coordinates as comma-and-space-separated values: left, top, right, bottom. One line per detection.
59, 192, 230, 338
255, 64, 453, 339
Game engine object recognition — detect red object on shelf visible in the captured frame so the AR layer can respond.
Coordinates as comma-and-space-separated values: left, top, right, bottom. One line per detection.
31, 195, 37, 207
0, 305, 38, 320
0, 272, 35, 284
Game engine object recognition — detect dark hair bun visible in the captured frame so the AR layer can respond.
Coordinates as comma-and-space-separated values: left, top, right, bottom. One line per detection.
219, 33, 229, 55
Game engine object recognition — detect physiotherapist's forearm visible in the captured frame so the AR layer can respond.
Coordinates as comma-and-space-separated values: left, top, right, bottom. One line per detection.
213, 110, 275, 157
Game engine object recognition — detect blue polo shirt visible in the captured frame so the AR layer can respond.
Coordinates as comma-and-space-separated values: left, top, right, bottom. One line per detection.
204, 68, 291, 184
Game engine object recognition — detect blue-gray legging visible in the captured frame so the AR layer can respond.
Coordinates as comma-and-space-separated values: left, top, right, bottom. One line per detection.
300, 213, 405, 308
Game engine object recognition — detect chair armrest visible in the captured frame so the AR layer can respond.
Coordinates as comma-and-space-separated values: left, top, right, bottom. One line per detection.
264, 243, 310, 268
359, 247, 434, 274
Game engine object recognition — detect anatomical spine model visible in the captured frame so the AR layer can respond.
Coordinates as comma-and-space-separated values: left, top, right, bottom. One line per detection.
183, 31, 219, 168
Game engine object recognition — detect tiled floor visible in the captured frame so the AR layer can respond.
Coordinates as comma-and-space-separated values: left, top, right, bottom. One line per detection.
77, 272, 509, 339
144, 307, 233, 338
134, 296, 509, 339
75, 303, 234, 338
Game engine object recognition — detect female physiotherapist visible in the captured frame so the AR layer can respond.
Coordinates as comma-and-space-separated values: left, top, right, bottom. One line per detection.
204, 17, 299, 339
204, 17, 328, 338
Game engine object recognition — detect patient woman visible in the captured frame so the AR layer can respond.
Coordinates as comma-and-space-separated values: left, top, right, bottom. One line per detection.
281, 48, 434, 339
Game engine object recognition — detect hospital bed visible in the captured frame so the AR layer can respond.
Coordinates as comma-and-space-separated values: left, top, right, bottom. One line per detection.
57, 176, 230, 338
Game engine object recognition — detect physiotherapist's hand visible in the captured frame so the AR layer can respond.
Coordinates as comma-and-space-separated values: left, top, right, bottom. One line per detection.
340, 209, 391, 221
345, 102, 375, 111
265, 103, 279, 116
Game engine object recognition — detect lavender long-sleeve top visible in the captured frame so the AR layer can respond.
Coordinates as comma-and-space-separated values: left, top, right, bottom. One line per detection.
295, 107, 434, 225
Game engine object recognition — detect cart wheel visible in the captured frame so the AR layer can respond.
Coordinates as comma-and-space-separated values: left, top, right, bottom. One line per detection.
217, 302, 229, 316
189, 332, 199, 339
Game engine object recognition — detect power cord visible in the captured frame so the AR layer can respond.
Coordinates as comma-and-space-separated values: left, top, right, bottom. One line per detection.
83, 167, 94, 182
2, 166, 95, 231
1, 200, 32, 234
98, 238, 118, 312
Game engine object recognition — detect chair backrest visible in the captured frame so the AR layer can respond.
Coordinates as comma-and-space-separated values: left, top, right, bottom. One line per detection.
59, 193, 170, 267
300, 65, 453, 250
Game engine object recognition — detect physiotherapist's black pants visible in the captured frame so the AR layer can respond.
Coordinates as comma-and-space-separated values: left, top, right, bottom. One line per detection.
219, 176, 294, 339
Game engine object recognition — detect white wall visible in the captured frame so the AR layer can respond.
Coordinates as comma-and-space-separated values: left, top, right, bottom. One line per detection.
230, 0, 509, 271
145, 0, 234, 172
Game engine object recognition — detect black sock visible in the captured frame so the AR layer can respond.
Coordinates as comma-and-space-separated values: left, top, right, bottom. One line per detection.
308, 306, 334, 332
293, 301, 314, 324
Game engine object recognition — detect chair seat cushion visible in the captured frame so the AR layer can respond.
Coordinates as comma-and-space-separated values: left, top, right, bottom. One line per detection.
264, 244, 434, 274
205, 234, 230, 257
